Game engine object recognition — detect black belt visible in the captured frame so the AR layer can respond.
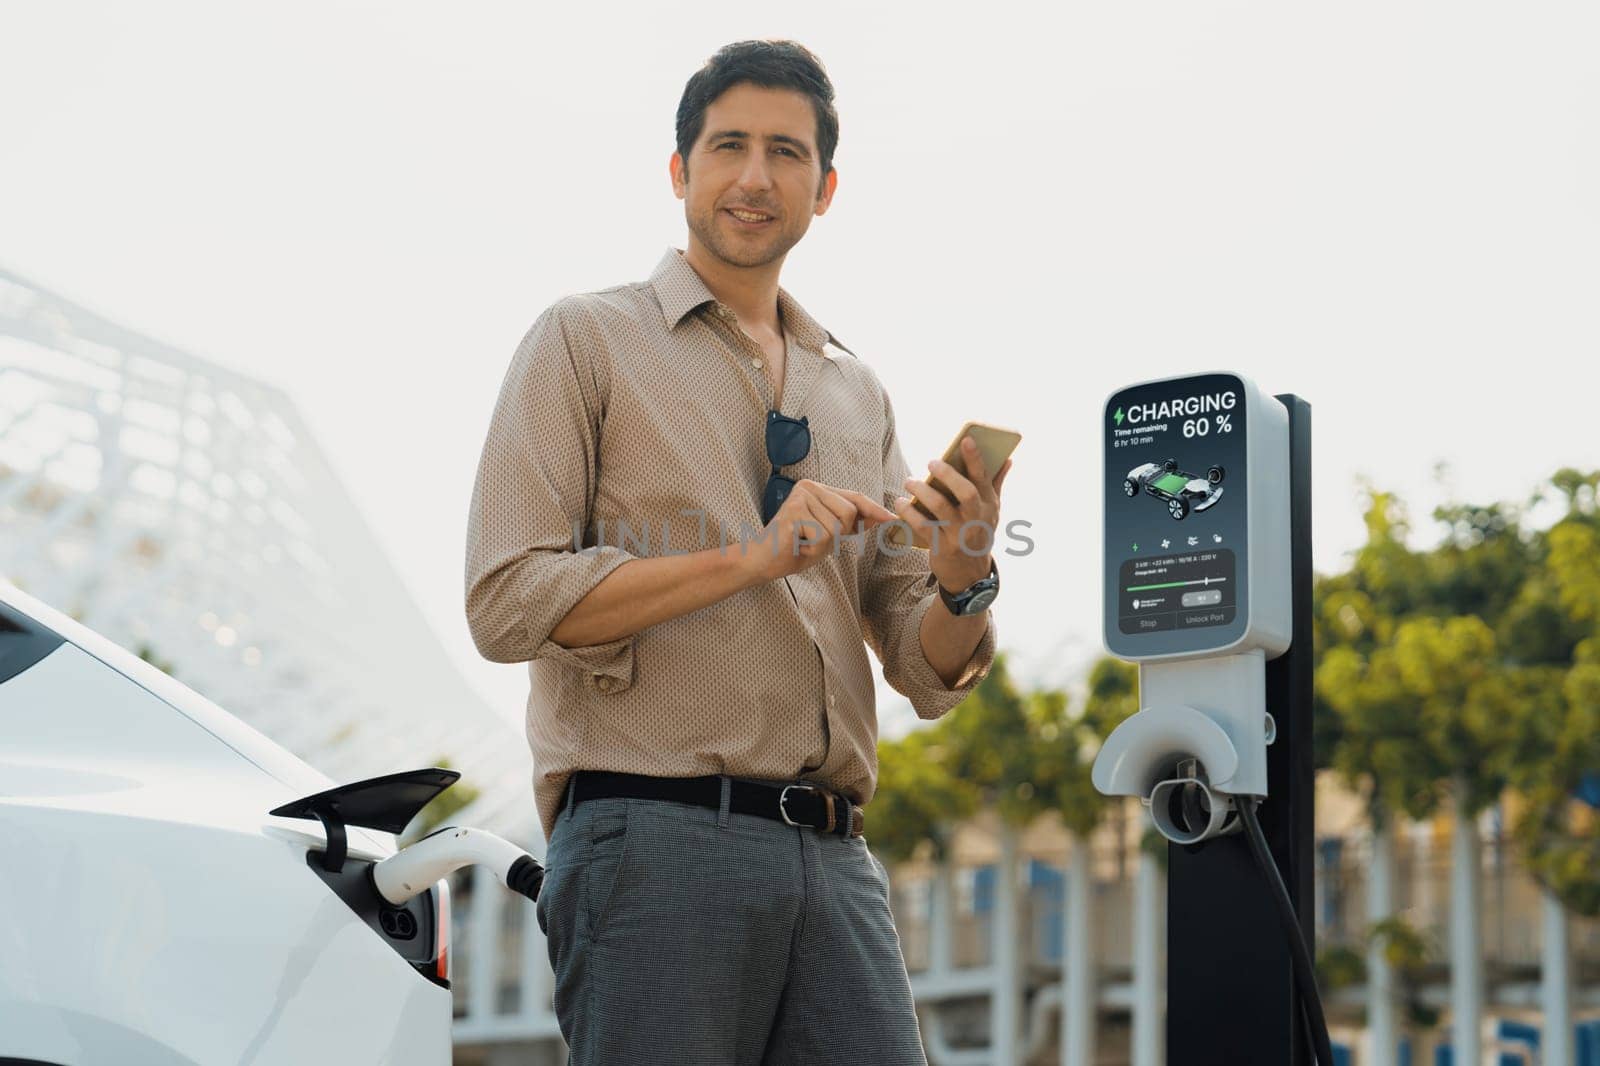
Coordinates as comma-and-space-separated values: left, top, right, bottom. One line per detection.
571, 771, 865, 838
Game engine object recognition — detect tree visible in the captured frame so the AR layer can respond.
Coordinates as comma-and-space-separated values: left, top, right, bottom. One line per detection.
872, 652, 1031, 865
1316, 485, 1534, 1065
874, 653, 1137, 1066
1027, 656, 1136, 1066
872, 726, 979, 865
1509, 472, 1600, 915
934, 654, 1043, 1065
1315, 493, 1446, 1066
1514, 658, 1600, 915
1316, 470, 1600, 1063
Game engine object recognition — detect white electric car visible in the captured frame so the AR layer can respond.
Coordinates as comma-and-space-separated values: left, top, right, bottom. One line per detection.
0, 581, 540, 1065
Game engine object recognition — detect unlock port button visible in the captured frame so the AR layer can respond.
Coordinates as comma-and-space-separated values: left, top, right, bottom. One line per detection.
1181, 589, 1223, 607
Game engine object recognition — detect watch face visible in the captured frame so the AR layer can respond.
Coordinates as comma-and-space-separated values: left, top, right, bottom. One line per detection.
964, 587, 998, 615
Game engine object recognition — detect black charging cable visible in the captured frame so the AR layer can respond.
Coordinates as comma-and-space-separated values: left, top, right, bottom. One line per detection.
1237, 798, 1337, 1066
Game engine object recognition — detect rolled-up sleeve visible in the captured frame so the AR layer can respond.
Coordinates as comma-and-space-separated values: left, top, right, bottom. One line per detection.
464, 301, 638, 683
858, 390, 996, 720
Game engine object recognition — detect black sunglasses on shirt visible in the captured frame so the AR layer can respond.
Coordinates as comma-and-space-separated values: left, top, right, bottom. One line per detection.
760, 410, 811, 524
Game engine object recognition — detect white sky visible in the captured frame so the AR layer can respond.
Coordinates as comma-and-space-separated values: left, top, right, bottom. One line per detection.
4, 2, 1598, 730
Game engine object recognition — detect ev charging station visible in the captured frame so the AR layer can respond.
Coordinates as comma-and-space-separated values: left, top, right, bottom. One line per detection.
1092, 373, 1327, 1065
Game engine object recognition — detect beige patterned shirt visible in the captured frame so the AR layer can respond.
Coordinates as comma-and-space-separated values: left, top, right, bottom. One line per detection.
465, 248, 997, 841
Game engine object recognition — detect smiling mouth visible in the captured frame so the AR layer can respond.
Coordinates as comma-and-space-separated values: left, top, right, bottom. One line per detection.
724, 208, 775, 225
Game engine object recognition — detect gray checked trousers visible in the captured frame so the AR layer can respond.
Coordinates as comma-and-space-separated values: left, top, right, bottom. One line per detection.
534, 775, 928, 1065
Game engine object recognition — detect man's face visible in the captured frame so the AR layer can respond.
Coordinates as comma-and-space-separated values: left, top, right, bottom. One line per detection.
672, 82, 836, 270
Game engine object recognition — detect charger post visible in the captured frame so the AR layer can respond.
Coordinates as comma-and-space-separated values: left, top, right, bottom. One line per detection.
1092, 373, 1314, 1065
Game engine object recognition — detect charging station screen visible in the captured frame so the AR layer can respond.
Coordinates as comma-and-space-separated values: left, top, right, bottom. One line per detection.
1104, 373, 1250, 657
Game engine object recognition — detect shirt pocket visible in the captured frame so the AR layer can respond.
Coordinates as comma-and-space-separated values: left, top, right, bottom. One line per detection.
795, 431, 882, 501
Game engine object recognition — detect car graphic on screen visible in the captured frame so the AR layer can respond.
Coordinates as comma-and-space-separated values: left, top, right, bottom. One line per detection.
1123, 459, 1225, 520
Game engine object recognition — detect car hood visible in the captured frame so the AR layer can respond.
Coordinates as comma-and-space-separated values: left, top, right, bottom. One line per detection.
0, 580, 393, 856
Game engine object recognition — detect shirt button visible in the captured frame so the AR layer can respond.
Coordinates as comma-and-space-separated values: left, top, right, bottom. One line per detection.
751, 357, 763, 369
595, 676, 613, 692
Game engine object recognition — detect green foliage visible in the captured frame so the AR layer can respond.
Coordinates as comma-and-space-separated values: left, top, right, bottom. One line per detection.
1317, 486, 1528, 819
1399, 615, 1519, 813
872, 653, 1136, 862
873, 726, 979, 863
1506, 483, 1600, 914
1547, 468, 1600, 517
1081, 657, 1139, 739
1368, 915, 1430, 970
1316, 943, 1367, 993
1321, 470, 1600, 913
1511, 655, 1600, 916
1027, 658, 1134, 838
935, 656, 1044, 827
1367, 916, 1441, 1027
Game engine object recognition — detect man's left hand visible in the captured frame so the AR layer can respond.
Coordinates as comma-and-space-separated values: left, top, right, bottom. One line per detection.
893, 436, 1013, 593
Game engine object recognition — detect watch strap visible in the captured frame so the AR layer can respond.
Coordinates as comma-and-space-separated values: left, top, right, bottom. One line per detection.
938, 560, 999, 616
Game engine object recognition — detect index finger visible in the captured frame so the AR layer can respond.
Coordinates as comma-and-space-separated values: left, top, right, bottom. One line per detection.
795, 479, 855, 526
834, 487, 897, 525
803, 480, 880, 531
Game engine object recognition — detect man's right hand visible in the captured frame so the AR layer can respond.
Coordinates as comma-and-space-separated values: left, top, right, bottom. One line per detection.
744, 480, 897, 582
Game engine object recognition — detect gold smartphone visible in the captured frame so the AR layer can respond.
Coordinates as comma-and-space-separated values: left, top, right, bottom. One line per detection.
886, 421, 1022, 548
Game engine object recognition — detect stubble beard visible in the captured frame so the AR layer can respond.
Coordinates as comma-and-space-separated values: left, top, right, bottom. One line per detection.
686, 196, 804, 270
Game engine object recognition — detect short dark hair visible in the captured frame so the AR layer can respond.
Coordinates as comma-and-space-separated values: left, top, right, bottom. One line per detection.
675, 40, 839, 182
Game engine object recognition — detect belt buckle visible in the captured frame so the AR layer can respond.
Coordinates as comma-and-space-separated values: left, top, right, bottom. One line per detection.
779, 784, 836, 833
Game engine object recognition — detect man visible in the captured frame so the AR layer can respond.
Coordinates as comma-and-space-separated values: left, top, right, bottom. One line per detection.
465, 39, 1011, 1065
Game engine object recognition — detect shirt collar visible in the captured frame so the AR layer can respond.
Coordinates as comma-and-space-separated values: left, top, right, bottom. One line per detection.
648, 247, 847, 356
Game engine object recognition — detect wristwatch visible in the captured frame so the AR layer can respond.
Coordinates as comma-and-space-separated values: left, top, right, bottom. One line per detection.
938, 560, 1000, 617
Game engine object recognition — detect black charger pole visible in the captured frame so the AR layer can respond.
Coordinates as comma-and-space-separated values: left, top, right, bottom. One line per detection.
1166, 395, 1314, 1066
